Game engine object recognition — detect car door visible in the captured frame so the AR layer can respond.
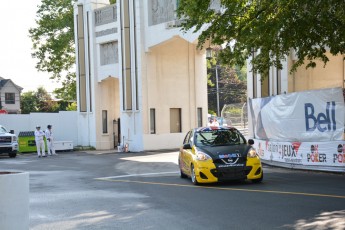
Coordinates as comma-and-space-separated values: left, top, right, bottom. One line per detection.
183, 130, 195, 176
180, 130, 193, 175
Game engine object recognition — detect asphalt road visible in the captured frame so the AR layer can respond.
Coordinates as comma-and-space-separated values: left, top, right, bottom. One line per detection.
0, 151, 344, 230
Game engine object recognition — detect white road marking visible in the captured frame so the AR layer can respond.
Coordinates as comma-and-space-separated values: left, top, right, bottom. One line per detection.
96, 171, 179, 180
0, 160, 35, 165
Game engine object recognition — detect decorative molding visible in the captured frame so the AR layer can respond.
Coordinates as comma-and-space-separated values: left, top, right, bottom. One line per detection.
100, 42, 118, 65
96, 28, 118, 37
95, 4, 117, 26
150, 0, 175, 26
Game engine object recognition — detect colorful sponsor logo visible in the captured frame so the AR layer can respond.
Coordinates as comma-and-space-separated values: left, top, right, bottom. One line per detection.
334, 144, 345, 163
304, 101, 336, 132
307, 144, 327, 162
266, 142, 300, 159
266, 142, 302, 163
219, 153, 239, 159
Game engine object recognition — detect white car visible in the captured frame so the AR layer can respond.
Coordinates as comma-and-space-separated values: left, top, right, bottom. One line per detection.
0, 125, 18, 158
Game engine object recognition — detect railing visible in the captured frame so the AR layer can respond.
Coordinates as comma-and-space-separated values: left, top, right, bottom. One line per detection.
221, 103, 249, 137
94, 4, 117, 26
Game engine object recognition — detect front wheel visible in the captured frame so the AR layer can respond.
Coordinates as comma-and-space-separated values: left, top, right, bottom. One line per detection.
190, 164, 199, 185
252, 172, 263, 183
9, 152, 17, 158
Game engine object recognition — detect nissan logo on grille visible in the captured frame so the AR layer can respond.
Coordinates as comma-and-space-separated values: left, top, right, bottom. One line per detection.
220, 153, 240, 165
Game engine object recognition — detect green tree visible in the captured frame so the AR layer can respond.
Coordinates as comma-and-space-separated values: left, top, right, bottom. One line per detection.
36, 87, 58, 112
208, 64, 247, 114
21, 91, 38, 114
53, 73, 76, 101
29, 0, 76, 99
21, 87, 59, 113
29, 0, 116, 101
177, 0, 345, 75
66, 102, 77, 111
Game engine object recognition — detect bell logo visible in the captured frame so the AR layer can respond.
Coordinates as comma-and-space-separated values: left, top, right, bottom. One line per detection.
305, 102, 336, 132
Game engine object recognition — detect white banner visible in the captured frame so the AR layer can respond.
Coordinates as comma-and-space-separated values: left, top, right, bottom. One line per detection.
249, 87, 345, 141
253, 139, 345, 167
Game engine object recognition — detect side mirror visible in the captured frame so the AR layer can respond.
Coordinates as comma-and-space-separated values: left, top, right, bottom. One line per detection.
248, 139, 254, 145
183, 143, 192, 149
10, 130, 14, 134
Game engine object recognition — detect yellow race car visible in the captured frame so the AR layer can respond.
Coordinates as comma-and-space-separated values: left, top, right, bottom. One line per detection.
178, 126, 263, 185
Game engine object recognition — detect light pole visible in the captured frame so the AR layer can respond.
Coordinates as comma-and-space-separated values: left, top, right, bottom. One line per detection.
206, 47, 220, 117
215, 65, 220, 117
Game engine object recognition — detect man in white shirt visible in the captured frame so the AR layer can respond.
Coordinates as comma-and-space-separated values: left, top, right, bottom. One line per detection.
34, 126, 46, 157
45, 125, 57, 156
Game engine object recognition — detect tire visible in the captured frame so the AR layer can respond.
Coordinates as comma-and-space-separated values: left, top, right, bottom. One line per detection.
180, 169, 187, 178
252, 172, 263, 183
9, 152, 17, 158
178, 157, 188, 178
190, 164, 199, 185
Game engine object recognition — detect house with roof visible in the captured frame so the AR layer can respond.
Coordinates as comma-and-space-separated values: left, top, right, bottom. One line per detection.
0, 77, 23, 114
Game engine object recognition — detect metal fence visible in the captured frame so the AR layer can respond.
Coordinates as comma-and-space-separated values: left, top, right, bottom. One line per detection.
221, 103, 248, 137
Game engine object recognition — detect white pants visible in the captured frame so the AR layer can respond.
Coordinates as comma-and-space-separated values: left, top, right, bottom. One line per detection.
36, 140, 45, 156
47, 140, 55, 155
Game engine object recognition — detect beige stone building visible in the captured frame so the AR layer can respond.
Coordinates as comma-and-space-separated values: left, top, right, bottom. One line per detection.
247, 52, 344, 98
74, 0, 208, 151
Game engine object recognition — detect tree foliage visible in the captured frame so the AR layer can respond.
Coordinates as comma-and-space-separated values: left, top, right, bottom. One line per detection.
53, 72, 76, 101
29, 0, 76, 81
29, 0, 117, 100
20, 87, 58, 113
177, 0, 345, 75
208, 63, 247, 114
20, 87, 76, 113
20, 91, 38, 114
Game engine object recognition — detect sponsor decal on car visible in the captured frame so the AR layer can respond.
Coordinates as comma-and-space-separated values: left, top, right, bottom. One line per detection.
218, 164, 244, 168
219, 153, 239, 158
219, 153, 241, 164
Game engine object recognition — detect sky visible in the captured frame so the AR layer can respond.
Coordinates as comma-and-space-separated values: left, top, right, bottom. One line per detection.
0, 0, 62, 93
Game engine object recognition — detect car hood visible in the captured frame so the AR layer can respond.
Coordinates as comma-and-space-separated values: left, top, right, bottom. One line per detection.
197, 145, 250, 159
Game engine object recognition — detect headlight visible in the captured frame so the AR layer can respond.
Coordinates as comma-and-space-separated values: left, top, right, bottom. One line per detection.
13, 136, 17, 142
196, 151, 211, 161
247, 147, 257, 158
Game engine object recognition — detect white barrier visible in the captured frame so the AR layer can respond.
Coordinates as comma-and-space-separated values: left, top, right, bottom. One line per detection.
0, 111, 78, 147
253, 139, 345, 172
0, 172, 29, 230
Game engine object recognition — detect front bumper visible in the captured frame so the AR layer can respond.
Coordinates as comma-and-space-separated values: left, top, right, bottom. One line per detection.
0, 143, 18, 154
193, 157, 263, 183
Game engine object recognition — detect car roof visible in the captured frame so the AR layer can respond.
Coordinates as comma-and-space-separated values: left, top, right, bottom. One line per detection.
195, 126, 237, 132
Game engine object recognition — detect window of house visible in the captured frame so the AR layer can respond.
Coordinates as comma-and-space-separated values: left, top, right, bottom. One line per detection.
150, 108, 156, 134
197, 108, 202, 127
102, 110, 108, 133
5, 93, 15, 104
170, 108, 181, 133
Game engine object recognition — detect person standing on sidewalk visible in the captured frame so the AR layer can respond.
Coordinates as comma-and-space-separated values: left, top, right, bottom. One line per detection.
45, 125, 57, 156
35, 126, 46, 157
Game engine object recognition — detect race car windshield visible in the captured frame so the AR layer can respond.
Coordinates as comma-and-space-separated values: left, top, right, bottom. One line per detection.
195, 129, 245, 147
